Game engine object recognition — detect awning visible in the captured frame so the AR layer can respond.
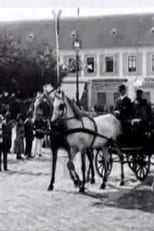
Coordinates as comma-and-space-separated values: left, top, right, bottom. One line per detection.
61, 82, 85, 100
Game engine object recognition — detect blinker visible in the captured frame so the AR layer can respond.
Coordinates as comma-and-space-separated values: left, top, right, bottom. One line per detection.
59, 103, 65, 111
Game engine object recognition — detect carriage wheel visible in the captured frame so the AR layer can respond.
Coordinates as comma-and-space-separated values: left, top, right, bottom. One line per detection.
127, 154, 137, 172
95, 148, 112, 178
134, 153, 151, 181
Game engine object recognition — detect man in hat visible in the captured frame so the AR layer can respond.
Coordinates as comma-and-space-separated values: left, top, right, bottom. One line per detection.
133, 89, 152, 132
115, 84, 133, 132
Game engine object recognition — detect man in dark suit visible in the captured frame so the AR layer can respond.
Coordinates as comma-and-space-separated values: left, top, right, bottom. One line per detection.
133, 89, 152, 132
115, 84, 133, 133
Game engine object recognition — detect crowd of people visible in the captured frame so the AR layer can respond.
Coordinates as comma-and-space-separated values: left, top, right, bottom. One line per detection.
0, 109, 49, 171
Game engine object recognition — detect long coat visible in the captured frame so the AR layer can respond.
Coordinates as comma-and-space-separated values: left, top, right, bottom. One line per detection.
14, 122, 24, 154
133, 98, 152, 130
115, 96, 133, 121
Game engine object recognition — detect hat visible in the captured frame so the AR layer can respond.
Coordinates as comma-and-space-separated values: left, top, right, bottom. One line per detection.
136, 89, 143, 94
119, 84, 126, 92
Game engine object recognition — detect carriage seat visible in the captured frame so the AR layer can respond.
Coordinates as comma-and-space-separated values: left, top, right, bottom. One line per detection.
118, 118, 153, 147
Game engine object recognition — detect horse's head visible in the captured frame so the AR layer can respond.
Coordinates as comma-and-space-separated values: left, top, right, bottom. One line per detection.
51, 89, 67, 122
51, 88, 82, 122
32, 92, 53, 123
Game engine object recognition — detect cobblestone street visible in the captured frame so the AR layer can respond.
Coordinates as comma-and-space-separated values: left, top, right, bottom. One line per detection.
1, 149, 154, 231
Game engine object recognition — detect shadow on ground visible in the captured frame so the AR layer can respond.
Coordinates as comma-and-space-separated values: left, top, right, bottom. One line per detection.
83, 175, 154, 213
7, 170, 50, 176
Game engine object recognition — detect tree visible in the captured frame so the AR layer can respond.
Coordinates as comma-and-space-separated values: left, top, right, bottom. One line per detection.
0, 34, 66, 99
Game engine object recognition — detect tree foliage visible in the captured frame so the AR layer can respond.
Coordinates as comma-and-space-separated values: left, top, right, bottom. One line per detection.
0, 34, 65, 98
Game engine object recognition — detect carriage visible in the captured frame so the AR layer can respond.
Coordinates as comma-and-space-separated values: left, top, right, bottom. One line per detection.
94, 124, 154, 182
32, 89, 154, 192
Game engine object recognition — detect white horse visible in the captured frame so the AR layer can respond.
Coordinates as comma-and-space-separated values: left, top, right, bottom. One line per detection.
32, 91, 96, 191
51, 90, 124, 192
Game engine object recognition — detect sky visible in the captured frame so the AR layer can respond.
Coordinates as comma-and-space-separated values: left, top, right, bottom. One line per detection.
0, 0, 154, 21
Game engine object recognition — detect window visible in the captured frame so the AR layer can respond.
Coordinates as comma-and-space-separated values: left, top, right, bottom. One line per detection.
105, 56, 114, 72
152, 55, 154, 72
128, 55, 137, 72
68, 57, 76, 73
86, 57, 95, 73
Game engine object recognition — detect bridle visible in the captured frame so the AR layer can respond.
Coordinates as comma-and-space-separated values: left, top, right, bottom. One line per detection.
53, 93, 77, 122
34, 89, 55, 119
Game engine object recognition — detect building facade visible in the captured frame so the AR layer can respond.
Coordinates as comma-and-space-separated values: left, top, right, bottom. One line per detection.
60, 46, 154, 109
2, 13, 154, 110
58, 14, 154, 110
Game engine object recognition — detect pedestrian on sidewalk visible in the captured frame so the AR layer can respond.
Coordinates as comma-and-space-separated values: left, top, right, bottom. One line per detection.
14, 114, 25, 160
1, 111, 12, 170
0, 114, 4, 171
24, 111, 34, 159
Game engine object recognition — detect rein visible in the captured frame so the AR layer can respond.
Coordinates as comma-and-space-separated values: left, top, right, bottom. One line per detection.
87, 115, 98, 147
60, 113, 111, 146
64, 127, 112, 142
43, 121, 112, 143
52, 90, 112, 146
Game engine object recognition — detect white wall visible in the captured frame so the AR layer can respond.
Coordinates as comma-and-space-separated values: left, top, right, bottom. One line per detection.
60, 46, 154, 102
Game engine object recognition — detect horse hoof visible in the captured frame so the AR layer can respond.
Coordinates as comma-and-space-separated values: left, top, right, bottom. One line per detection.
74, 180, 82, 188
47, 185, 54, 191
120, 181, 124, 186
90, 178, 95, 184
100, 184, 106, 190
79, 186, 85, 193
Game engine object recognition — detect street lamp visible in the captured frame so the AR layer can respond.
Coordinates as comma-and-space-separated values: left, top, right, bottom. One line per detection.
72, 31, 81, 108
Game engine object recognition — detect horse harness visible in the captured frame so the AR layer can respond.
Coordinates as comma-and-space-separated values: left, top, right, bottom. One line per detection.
60, 110, 113, 148
33, 91, 113, 147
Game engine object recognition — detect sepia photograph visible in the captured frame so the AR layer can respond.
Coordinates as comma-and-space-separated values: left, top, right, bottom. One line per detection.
1, 0, 154, 230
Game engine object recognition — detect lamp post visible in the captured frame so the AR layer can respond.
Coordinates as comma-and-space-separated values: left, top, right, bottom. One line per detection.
72, 31, 81, 107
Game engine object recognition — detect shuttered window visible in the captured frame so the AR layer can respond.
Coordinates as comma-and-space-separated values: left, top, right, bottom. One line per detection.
105, 56, 114, 72
86, 57, 95, 73
128, 55, 137, 72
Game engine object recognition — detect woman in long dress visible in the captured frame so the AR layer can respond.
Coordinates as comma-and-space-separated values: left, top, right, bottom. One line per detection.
14, 114, 25, 159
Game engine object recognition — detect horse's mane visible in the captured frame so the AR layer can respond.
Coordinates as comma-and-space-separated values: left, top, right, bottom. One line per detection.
66, 96, 87, 120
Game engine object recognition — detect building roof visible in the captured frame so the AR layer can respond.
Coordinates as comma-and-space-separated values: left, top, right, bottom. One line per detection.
1, 13, 154, 50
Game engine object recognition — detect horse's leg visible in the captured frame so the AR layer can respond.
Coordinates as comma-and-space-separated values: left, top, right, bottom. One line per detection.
86, 148, 95, 184
86, 164, 91, 182
48, 147, 58, 191
114, 143, 125, 186
100, 146, 109, 189
66, 149, 81, 187
79, 151, 86, 193
86, 149, 92, 182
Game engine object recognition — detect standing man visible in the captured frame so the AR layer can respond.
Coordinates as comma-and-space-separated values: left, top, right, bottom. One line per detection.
2, 112, 12, 170
0, 115, 4, 171
133, 89, 152, 132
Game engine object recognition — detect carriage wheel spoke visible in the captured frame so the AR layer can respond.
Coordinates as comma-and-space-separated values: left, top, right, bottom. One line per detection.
135, 154, 150, 180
